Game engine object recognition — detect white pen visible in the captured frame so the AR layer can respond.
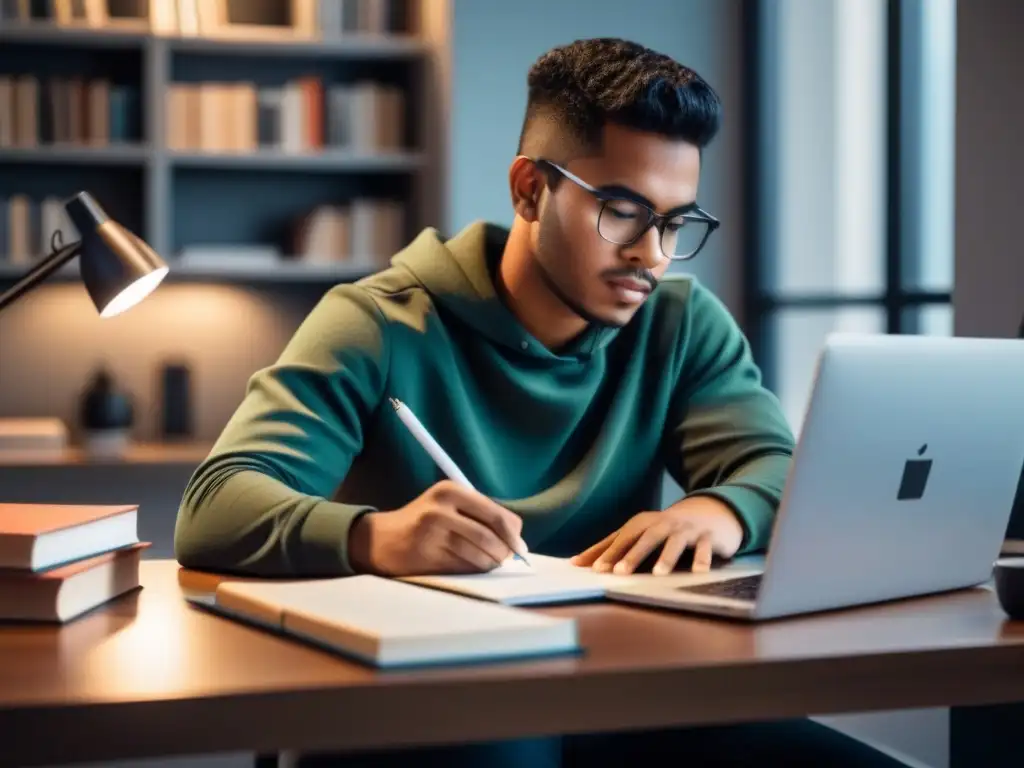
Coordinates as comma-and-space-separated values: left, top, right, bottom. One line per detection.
389, 397, 531, 566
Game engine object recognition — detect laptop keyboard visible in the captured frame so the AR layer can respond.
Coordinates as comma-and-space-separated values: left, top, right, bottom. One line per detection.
678, 574, 762, 601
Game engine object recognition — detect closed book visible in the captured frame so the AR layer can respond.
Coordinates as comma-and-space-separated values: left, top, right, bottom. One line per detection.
0, 417, 68, 453
0, 503, 139, 571
197, 574, 579, 668
0, 543, 148, 623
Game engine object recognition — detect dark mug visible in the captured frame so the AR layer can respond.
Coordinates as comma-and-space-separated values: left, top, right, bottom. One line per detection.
993, 558, 1024, 620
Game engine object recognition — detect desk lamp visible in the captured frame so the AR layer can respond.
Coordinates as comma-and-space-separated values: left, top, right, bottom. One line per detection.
0, 191, 168, 316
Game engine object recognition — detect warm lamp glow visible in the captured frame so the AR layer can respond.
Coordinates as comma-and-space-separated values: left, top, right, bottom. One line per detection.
99, 266, 169, 318
0, 191, 169, 317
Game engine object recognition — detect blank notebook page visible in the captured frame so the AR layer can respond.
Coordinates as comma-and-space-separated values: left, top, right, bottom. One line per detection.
402, 554, 618, 605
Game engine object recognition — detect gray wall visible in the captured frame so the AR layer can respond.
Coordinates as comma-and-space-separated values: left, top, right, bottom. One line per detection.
952, 0, 1024, 338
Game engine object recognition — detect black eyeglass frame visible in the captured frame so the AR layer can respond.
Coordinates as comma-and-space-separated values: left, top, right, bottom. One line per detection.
532, 157, 720, 261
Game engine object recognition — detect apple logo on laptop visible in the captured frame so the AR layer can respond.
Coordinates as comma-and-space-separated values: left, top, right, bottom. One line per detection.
897, 444, 932, 501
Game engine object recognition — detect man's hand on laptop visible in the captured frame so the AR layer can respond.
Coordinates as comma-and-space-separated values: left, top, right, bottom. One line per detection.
570, 497, 743, 576
347, 480, 527, 577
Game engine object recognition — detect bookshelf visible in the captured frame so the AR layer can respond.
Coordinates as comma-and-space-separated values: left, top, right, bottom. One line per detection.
0, 0, 451, 289
0, 441, 212, 467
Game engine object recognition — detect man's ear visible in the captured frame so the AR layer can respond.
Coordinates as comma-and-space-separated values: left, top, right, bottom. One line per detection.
509, 155, 542, 222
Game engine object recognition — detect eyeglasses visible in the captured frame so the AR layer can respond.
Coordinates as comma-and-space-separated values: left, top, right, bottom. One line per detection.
533, 158, 720, 261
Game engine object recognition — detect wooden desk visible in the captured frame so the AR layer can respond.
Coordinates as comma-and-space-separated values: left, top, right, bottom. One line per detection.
1, 560, 1023, 767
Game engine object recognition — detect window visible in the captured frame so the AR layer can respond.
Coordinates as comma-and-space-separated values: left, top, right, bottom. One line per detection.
744, 0, 956, 434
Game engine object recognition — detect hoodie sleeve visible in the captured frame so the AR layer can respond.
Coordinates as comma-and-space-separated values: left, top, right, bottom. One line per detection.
661, 281, 796, 554
174, 284, 390, 576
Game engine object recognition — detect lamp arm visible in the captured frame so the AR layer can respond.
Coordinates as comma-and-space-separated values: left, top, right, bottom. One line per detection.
0, 238, 83, 313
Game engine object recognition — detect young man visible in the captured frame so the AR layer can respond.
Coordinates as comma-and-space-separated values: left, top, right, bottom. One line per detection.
176, 38, 903, 768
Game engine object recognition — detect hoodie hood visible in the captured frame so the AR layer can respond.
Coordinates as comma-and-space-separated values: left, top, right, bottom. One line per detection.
390, 221, 622, 360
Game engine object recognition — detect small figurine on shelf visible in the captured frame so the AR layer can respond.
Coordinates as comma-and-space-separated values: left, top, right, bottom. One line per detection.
79, 367, 134, 459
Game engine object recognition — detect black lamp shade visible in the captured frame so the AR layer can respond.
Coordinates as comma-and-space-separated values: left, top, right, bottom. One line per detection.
65, 192, 169, 318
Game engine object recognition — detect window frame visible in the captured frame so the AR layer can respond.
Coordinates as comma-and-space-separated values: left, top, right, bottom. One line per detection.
741, 0, 954, 392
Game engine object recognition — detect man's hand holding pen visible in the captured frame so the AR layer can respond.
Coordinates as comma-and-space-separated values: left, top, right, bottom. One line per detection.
348, 480, 528, 577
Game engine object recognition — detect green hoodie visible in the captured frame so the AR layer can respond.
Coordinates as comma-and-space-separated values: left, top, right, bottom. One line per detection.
174, 221, 795, 576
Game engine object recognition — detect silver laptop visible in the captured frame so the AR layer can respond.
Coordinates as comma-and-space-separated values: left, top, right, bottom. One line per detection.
607, 332, 1024, 621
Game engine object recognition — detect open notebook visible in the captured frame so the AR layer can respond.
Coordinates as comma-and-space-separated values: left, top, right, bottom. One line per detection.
400, 554, 613, 605
191, 574, 579, 668
402, 554, 764, 606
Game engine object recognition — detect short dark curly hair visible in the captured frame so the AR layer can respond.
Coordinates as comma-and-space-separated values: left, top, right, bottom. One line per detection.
517, 38, 721, 157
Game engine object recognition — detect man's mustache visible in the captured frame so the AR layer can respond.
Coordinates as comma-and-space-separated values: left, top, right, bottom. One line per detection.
601, 267, 658, 291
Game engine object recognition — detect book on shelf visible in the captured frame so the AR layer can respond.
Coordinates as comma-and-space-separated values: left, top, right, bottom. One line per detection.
175, 244, 283, 270
0, 75, 140, 149
323, 0, 392, 37
0, 185, 406, 271
0, 502, 148, 623
0, 193, 79, 264
0, 0, 400, 39
292, 198, 404, 266
181, 0, 396, 39
0, 417, 69, 454
0, 0, 150, 30
166, 77, 404, 155
174, 196, 405, 271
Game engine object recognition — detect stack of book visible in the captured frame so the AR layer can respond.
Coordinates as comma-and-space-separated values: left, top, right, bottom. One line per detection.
0, 75, 140, 149
0, 503, 148, 623
164, 77, 405, 155
0, 194, 80, 265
